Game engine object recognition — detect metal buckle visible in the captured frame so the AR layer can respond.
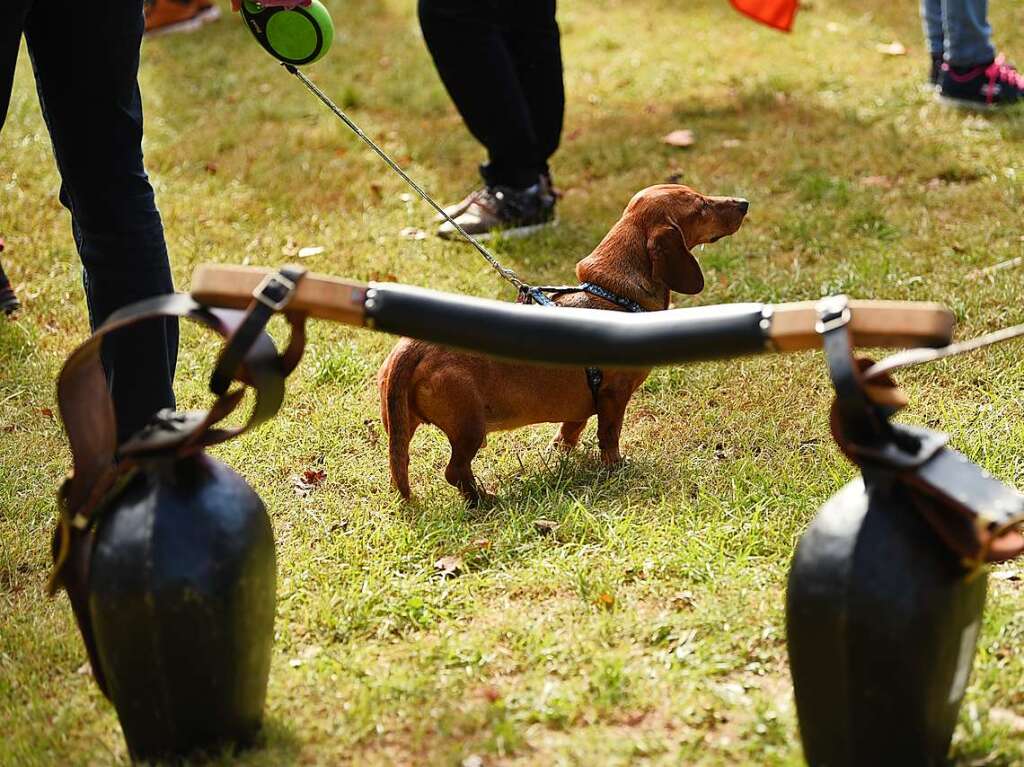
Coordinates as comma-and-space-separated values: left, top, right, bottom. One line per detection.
253, 272, 298, 312
815, 295, 852, 335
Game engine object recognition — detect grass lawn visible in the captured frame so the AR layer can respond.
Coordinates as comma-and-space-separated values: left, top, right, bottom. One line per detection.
2, 0, 1023, 764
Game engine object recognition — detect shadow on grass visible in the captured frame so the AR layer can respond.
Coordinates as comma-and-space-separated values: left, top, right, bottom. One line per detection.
155, 717, 302, 767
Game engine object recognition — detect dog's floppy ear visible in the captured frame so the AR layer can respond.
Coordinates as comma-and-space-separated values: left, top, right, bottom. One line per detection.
647, 224, 704, 294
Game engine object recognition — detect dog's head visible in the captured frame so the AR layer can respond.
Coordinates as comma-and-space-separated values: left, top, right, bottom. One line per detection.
577, 184, 748, 305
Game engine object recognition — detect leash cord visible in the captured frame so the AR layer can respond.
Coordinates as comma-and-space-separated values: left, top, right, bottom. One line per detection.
283, 64, 527, 291
864, 322, 1024, 380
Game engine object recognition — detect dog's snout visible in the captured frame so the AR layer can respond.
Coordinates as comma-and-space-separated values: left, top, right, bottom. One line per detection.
736, 199, 749, 214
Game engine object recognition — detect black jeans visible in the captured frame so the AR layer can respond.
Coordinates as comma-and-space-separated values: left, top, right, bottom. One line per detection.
1, 0, 177, 441
418, 0, 564, 190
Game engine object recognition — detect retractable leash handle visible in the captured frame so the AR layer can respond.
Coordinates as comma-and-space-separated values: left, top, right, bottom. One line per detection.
241, 0, 334, 66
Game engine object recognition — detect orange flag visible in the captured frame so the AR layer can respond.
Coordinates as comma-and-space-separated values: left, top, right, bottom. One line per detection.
730, 0, 799, 32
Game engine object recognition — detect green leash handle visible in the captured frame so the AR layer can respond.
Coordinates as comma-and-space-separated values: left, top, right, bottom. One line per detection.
241, 0, 334, 66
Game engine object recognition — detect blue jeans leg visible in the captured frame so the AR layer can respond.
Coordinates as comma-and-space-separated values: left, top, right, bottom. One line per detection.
942, 0, 996, 66
921, 0, 945, 57
19, 0, 178, 441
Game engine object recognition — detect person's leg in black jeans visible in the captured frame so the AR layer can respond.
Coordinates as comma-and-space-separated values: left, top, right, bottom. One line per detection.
418, 0, 563, 188
418, 0, 563, 238
4, 0, 178, 440
496, 1, 563, 186
0, 2, 31, 316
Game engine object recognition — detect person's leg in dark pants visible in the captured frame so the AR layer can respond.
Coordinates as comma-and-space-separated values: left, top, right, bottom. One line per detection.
0, 1, 32, 316
497, 0, 564, 183
418, 0, 564, 238
19, 0, 178, 440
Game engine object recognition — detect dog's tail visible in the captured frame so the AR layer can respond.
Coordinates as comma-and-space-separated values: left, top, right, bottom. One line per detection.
378, 341, 423, 499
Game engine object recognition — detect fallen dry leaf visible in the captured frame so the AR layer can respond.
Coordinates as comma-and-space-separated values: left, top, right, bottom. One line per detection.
722, 138, 742, 148
37, 408, 54, 419
204, 162, 218, 174
462, 756, 484, 767
671, 591, 697, 610
434, 555, 464, 579
369, 271, 399, 283
75, 661, 92, 676
369, 181, 383, 199
290, 469, 326, 497
594, 592, 616, 609
302, 468, 327, 486
297, 245, 325, 259
876, 41, 907, 56
663, 129, 696, 148
534, 519, 558, 535
399, 227, 428, 240
478, 685, 502, 703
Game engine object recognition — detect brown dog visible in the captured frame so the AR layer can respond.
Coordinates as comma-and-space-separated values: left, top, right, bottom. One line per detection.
378, 184, 749, 504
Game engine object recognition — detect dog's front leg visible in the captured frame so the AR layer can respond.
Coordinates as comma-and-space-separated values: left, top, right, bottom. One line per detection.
551, 420, 588, 453
596, 395, 628, 466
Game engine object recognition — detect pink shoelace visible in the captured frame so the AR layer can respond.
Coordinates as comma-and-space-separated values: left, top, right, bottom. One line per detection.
984, 55, 1024, 100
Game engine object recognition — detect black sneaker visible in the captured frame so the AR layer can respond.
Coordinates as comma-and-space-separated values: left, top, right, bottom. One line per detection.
437, 177, 556, 240
938, 55, 1024, 109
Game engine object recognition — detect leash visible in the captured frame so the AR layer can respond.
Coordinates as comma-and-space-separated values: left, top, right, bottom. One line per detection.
240, 5, 612, 306
863, 322, 1024, 381
282, 63, 531, 292
273, 49, 651, 402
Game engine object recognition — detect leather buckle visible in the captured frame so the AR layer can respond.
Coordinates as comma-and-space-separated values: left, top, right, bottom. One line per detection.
253, 272, 298, 312
815, 295, 852, 335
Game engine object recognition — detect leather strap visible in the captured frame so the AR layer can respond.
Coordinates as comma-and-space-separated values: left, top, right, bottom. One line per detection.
819, 300, 1024, 566
210, 265, 306, 395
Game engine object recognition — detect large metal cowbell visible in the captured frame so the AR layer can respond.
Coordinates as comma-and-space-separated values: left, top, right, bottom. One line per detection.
49, 272, 307, 762
785, 296, 1024, 766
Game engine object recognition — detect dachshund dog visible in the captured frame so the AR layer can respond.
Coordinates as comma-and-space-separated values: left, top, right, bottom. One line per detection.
378, 184, 749, 504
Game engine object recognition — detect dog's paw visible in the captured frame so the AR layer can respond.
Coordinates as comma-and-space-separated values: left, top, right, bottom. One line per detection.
600, 451, 625, 468
466, 488, 497, 509
549, 438, 577, 454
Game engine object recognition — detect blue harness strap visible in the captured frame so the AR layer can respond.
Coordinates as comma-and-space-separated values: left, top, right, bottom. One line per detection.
518, 283, 647, 406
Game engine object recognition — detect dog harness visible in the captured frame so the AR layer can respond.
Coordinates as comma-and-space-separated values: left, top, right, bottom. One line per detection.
518, 282, 647, 405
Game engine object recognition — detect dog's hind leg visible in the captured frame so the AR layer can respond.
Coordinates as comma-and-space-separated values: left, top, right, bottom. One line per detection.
443, 422, 489, 506
551, 420, 588, 453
